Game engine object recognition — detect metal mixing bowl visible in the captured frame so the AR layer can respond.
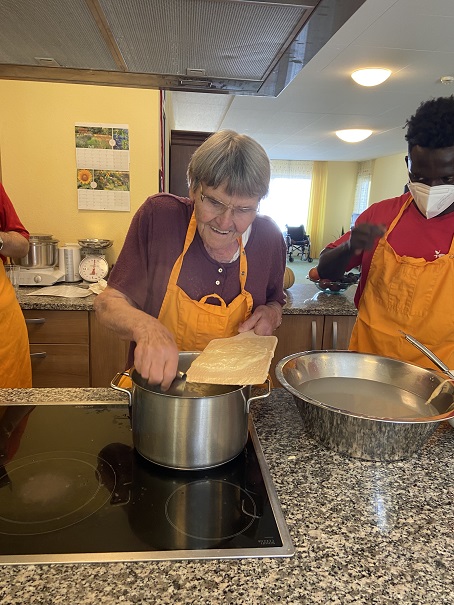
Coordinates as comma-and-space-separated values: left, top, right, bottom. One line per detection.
275, 350, 454, 461
12, 234, 59, 268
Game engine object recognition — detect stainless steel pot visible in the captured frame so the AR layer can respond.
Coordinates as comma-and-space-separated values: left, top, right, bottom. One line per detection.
275, 351, 454, 461
12, 234, 59, 268
111, 352, 271, 470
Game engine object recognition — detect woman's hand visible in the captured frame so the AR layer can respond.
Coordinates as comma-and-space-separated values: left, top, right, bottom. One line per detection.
238, 303, 282, 336
94, 286, 179, 391
133, 319, 180, 391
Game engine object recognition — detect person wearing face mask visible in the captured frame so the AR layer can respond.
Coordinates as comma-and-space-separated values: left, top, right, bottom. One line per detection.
316, 95, 454, 370
94, 130, 286, 390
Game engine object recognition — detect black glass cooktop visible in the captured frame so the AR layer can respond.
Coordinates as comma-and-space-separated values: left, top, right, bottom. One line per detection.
0, 403, 294, 564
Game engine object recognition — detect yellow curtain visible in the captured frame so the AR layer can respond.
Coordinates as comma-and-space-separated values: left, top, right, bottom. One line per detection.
306, 161, 327, 259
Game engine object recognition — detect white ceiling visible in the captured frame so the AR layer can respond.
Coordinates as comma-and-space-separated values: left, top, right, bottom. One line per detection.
171, 0, 454, 162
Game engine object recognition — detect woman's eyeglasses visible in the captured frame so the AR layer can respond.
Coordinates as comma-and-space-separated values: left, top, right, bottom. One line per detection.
200, 186, 258, 218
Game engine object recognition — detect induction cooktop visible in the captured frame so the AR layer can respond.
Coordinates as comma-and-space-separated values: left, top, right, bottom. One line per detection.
0, 402, 294, 564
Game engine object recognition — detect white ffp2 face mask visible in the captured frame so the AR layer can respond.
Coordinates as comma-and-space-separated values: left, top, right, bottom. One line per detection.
408, 181, 454, 219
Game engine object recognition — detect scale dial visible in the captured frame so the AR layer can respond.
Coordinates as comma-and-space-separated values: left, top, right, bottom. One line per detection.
78, 255, 109, 282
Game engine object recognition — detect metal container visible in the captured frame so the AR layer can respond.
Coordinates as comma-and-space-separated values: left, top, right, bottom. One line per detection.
12, 234, 59, 268
111, 352, 271, 470
275, 351, 454, 461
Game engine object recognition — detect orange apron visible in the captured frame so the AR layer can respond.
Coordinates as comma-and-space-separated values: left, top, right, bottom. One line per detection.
0, 263, 32, 387
158, 212, 254, 351
349, 197, 454, 370
0, 406, 33, 463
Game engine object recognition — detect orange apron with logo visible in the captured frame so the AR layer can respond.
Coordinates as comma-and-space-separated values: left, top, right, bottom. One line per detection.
0, 263, 32, 387
349, 198, 454, 370
158, 212, 254, 351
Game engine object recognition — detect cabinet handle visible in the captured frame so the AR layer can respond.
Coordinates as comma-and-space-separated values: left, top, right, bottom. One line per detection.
25, 318, 46, 325
332, 321, 338, 349
311, 320, 317, 350
30, 352, 47, 359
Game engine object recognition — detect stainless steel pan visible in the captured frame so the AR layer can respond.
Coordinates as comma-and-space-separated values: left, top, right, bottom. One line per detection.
275, 350, 454, 461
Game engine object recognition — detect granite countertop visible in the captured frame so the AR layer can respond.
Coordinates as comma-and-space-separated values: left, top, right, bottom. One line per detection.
17, 286, 97, 311
0, 387, 452, 604
283, 282, 357, 315
17, 283, 358, 316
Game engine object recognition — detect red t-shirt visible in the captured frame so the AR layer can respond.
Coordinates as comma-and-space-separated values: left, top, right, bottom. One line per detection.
0, 184, 30, 262
325, 193, 454, 306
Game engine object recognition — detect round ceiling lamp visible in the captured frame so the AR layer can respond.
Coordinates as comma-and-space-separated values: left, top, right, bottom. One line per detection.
351, 68, 392, 86
335, 129, 373, 143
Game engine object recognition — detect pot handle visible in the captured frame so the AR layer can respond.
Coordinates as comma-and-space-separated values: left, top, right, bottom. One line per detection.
246, 378, 271, 413
110, 371, 133, 406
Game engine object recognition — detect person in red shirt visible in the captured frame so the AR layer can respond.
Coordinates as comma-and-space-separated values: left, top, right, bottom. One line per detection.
317, 95, 454, 370
0, 183, 32, 387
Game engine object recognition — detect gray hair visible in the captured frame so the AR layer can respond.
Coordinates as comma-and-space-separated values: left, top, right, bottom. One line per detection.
187, 130, 270, 200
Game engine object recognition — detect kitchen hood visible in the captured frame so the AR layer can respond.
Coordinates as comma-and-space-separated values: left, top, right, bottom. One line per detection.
0, 0, 366, 97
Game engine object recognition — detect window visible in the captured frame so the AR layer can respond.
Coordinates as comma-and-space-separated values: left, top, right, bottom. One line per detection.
351, 160, 374, 226
259, 160, 313, 232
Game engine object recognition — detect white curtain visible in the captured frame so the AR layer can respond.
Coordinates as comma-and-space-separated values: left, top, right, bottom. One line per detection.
353, 160, 374, 215
270, 160, 314, 180
260, 160, 314, 232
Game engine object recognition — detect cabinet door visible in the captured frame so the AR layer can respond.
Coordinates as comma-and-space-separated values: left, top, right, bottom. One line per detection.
270, 315, 324, 386
24, 310, 90, 387
29, 344, 89, 387
322, 315, 356, 350
89, 311, 130, 387
24, 310, 89, 344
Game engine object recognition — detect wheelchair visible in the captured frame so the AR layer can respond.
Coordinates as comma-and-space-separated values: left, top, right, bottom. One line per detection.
285, 224, 313, 263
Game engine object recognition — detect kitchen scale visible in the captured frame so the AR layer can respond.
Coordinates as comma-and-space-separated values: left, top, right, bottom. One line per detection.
0, 402, 294, 564
78, 239, 113, 283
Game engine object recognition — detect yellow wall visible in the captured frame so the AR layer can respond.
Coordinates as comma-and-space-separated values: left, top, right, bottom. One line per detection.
0, 79, 410, 264
321, 161, 357, 250
0, 80, 160, 261
370, 152, 408, 203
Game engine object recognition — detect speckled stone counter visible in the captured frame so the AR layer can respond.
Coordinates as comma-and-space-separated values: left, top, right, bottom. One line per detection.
283, 282, 357, 315
17, 283, 358, 316
16, 287, 96, 311
0, 387, 452, 604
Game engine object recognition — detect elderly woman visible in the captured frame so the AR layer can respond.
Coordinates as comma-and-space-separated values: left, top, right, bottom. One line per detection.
94, 130, 286, 390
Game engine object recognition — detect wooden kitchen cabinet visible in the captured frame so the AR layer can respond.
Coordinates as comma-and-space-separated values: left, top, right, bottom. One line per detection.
23, 309, 129, 388
270, 314, 356, 386
89, 311, 129, 387
22, 307, 355, 389
322, 315, 356, 350
270, 314, 324, 385
24, 310, 90, 387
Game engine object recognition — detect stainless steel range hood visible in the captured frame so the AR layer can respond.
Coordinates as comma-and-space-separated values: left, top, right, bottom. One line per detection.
0, 0, 366, 96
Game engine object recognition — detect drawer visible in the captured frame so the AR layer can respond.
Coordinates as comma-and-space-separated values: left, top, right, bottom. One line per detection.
29, 344, 90, 387
23, 310, 89, 344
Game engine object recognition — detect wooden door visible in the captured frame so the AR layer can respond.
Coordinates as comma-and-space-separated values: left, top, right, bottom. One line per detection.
169, 131, 212, 196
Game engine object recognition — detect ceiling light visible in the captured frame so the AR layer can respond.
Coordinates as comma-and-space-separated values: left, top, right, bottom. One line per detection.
335, 129, 373, 143
351, 68, 392, 87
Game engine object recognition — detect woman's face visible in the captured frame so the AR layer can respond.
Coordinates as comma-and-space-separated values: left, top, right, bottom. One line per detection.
192, 182, 259, 254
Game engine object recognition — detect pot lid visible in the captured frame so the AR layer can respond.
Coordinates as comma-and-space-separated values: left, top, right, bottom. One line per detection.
29, 234, 59, 243
30, 233, 54, 241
